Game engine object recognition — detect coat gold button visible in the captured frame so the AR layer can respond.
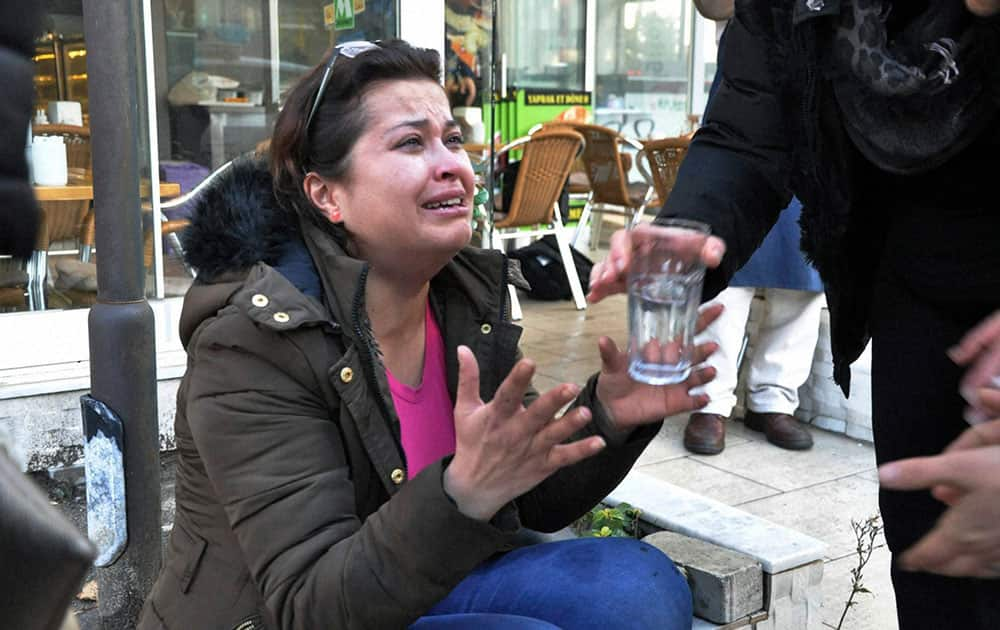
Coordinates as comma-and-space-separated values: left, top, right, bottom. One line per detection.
480, 323, 492, 334
251, 294, 269, 307
340, 367, 353, 383
390, 468, 405, 485
273, 312, 290, 323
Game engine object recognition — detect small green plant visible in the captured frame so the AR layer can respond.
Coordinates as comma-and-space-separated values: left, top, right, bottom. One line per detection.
835, 514, 883, 630
573, 502, 642, 538
471, 185, 490, 231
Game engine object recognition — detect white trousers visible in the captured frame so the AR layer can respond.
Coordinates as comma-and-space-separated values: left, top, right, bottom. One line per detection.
694, 287, 824, 417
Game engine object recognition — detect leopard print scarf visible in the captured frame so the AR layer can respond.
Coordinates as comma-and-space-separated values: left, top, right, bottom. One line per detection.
831, 0, 998, 173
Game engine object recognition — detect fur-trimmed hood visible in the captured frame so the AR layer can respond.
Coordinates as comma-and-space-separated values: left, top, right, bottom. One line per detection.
181, 156, 300, 281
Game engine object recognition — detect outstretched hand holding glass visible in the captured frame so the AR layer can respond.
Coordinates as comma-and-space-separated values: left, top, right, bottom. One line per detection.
587, 222, 725, 389
588, 223, 727, 304
444, 298, 723, 521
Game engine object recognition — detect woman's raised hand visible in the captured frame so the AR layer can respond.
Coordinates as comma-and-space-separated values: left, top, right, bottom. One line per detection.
443, 346, 606, 521
594, 303, 723, 430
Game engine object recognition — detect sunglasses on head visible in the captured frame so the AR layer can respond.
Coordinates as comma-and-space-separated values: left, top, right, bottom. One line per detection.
304, 40, 381, 133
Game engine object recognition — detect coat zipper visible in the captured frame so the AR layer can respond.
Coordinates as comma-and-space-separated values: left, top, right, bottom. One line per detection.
350, 265, 405, 472
500, 256, 511, 323
351, 256, 512, 484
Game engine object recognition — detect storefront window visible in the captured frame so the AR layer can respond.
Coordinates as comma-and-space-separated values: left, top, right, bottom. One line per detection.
160, 0, 396, 170
1, 2, 400, 315
445, 0, 490, 110
499, 0, 585, 91
34, 30, 89, 120
444, 0, 492, 151
594, 0, 693, 138
156, 0, 399, 298
0, 5, 95, 314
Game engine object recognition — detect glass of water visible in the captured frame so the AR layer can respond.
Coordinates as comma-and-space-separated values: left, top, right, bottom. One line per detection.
627, 220, 711, 385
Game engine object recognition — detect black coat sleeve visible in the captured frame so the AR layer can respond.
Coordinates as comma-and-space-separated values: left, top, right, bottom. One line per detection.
0, 3, 41, 259
658, 2, 793, 301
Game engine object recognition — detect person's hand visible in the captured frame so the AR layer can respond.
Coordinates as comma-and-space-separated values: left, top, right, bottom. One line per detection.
587, 224, 726, 304
948, 310, 1000, 425
594, 303, 723, 429
930, 416, 1000, 505
967, 0, 1000, 16
443, 346, 606, 521
878, 418, 1000, 578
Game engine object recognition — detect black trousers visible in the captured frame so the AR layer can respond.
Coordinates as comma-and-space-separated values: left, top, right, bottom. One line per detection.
870, 204, 1000, 630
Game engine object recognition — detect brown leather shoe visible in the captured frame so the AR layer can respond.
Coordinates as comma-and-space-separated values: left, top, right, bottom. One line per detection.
743, 411, 814, 450
683, 413, 726, 455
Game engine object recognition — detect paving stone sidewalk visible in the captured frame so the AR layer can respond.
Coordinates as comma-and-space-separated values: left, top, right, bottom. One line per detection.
520, 294, 897, 630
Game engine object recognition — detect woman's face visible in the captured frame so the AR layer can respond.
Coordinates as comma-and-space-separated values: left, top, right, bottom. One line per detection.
323, 78, 475, 268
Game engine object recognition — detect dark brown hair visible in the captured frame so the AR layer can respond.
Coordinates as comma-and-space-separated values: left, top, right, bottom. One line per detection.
269, 39, 442, 239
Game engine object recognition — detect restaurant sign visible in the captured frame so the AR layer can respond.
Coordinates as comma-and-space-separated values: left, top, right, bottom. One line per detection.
324, 0, 354, 30
523, 90, 592, 107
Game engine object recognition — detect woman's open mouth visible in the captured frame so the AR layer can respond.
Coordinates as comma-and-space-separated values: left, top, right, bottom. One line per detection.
421, 197, 469, 216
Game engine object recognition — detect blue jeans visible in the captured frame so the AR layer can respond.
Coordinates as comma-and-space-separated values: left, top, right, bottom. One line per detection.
410, 538, 693, 630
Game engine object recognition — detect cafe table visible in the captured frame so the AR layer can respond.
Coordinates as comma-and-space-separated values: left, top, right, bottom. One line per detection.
34, 179, 182, 202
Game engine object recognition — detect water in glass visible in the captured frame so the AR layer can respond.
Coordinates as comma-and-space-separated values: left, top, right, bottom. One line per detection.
627, 269, 702, 384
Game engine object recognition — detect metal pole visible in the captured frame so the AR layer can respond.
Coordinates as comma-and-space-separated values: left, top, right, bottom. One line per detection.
81, 0, 161, 626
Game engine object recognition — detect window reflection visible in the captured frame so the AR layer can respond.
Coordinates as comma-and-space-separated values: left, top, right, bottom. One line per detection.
34, 32, 89, 120
161, 0, 398, 170
594, 0, 693, 138
445, 0, 492, 150
0, 7, 96, 313
500, 0, 585, 91
157, 0, 398, 298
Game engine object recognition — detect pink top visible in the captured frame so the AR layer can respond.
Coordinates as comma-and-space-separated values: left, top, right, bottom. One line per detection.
385, 302, 456, 477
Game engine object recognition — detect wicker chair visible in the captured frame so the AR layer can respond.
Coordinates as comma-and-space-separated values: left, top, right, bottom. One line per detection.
636, 136, 691, 209
44, 210, 193, 307
37, 198, 98, 308
533, 122, 653, 249
6, 146, 223, 310
0, 197, 94, 311
488, 128, 587, 318
0, 262, 32, 311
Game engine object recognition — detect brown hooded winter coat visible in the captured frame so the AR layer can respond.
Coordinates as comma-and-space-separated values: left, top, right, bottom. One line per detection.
138, 158, 659, 630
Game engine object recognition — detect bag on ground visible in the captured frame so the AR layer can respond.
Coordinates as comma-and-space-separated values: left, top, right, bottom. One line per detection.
508, 235, 593, 301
